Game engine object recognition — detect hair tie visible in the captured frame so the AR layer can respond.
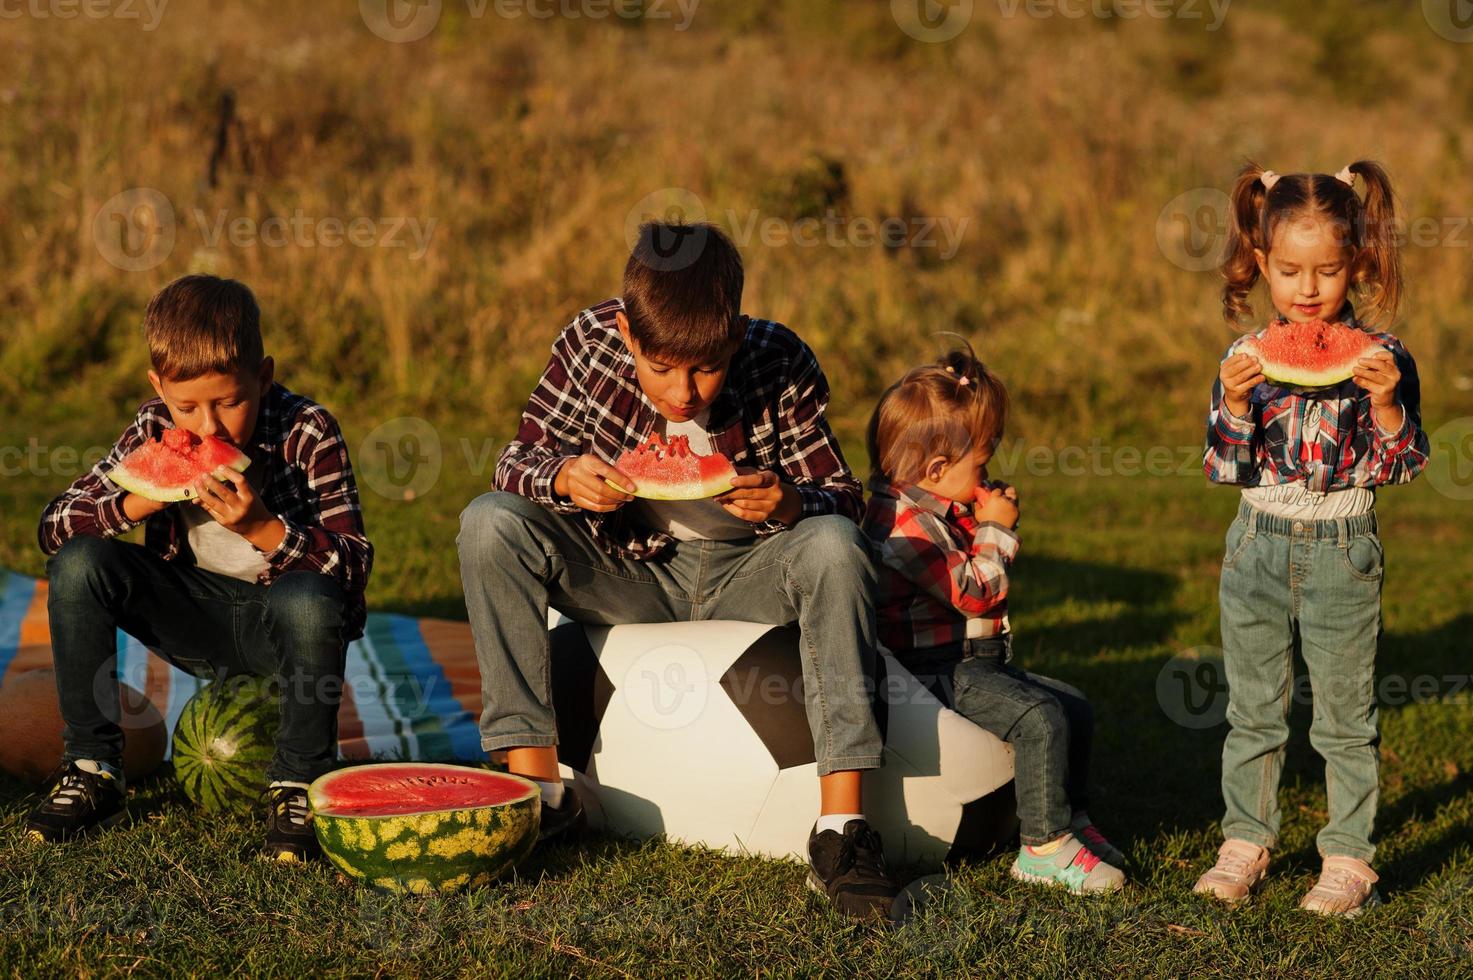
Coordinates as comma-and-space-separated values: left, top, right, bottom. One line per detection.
1335, 165, 1356, 187
1260, 170, 1281, 191
957, 376, 971, 387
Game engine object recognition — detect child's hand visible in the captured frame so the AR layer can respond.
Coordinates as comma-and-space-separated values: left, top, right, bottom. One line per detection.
192, 469, 282, 549
715, 469, 800, 525
555, 454, 637, 512
121, 492, 171, 523
976, 481, 1019, 505
1219, 352, 1264, 419
973, 486, 1020, 529
1352, 351, 1401, 408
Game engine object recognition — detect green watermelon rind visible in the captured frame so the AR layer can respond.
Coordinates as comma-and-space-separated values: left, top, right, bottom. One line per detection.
108, 434, 251, 503
603, 474, 736, 501
171, 682, 279, 814
309, 764, 541, 895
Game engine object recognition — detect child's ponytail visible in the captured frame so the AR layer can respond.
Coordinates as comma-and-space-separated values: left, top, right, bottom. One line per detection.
1221, 163, 1271, 325
1348, 160, 1403, 324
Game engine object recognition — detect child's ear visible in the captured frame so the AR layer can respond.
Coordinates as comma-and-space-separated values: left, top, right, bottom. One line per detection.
1253, 247, 1269, 279
925, 455, 950, 484
615, 312, 635, 352
147, 369, 166, 403
257, 356, 275, 395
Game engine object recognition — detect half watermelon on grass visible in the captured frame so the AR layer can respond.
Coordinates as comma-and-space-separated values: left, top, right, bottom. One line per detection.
310, 763, 540, 894
607, 432, 738, 500
108, 427, 250, 502
1241, 319, 1387, 389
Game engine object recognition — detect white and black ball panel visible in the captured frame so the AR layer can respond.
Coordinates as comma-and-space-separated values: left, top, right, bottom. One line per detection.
543, 617, 1018, 865
546, 620, 612, 775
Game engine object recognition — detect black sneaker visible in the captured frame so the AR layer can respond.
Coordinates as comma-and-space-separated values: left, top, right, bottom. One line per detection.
261, 781, 320, 863
807, 819, 899, 922
25, 759, 127, 843
538, 785, 585, 843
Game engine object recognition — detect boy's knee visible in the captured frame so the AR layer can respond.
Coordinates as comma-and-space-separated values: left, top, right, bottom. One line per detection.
458, 491, 540, 558
264, 572, 347, 643
47, 536, 124, 598
789, 516, 873, 578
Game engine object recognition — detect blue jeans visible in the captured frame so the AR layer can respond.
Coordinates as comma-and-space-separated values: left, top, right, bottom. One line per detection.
46, 536, 351, 782
1218, 500, 1382, 863
455, 491, 884, 776
903, 635, 1093, 845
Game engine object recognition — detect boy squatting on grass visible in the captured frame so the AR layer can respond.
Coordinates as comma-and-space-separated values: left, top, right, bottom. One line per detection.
1198, 162, 1428, 917
27, 275, 373, 863
457, 221, 900, 921
862, 347, 1127, 895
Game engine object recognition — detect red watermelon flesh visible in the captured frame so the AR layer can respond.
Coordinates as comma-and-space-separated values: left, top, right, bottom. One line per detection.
107, 428, 251, 502
609, 432, 738, 500
1241, 319, 1386, 388
311, 764, 534, 817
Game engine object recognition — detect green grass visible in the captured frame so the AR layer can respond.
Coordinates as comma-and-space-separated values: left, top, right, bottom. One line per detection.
3, 407, 1473, 976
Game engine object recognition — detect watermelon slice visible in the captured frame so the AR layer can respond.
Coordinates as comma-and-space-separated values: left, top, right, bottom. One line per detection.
1240, 319, 1387, 389
607, 432, 738, 500
107, 427, 250, 502
310, 763, 540, 894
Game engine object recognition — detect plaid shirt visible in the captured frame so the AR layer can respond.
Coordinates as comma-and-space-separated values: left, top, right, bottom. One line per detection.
38, 383, 373, 638
493, 297, 862, 559
862, 479, 1018, 652
1204, 309, 1429, 490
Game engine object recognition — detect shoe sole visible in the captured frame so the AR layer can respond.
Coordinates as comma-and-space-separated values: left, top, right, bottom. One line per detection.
806, 870, 895, 923
1010, 864, 1123, 895
25, 807, 129, 844
1192, 870, 1267, 904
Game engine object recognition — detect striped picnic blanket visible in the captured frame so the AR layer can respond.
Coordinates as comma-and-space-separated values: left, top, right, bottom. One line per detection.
0, 569, 489, 762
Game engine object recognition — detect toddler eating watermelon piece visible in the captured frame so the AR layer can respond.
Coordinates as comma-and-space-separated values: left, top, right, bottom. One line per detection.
458, 221, 899, 921
28, 274, 373, 863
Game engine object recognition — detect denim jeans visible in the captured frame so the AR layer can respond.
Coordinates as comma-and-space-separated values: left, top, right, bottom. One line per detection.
899, 635, 1093, 846
455, 491, 884, 776
1218, 499, 1382, 863
46, 535, 351, 782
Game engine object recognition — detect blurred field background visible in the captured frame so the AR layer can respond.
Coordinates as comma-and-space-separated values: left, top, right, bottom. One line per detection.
3, 0, 1473, 974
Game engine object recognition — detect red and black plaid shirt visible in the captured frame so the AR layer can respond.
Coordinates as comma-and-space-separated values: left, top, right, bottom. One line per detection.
38, 383, 373, 638
863, 479, 1017, 652
494, 297, 862, 559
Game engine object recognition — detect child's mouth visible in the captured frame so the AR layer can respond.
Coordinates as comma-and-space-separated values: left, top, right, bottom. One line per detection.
1294, 303, 1322, 316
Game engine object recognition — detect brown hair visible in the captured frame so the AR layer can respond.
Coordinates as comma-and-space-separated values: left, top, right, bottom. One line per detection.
622, 221, 745, 365
1221, 160, 1402, 325
866, 340, 1009, 486
145, 275, 263, 381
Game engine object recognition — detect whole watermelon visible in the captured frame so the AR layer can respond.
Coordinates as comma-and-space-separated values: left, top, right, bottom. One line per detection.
172, 677, 279, 813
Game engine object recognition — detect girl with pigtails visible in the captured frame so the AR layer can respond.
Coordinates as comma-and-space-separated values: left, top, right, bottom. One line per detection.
1197, 161, 1430, 916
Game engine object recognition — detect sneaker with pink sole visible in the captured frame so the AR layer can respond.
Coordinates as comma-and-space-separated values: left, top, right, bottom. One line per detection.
1193, 839, 1270, 903
1299, 856, 1381, 918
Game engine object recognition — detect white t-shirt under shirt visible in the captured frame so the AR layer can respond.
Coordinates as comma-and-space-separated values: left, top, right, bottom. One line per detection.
628, 409, 758, 542
1241, 484, 1374, 521
177, 466, 272, 584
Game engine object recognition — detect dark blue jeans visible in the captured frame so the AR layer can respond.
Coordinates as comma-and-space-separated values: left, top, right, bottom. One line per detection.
46, 536, 350, 782
903, 635, 1094, 846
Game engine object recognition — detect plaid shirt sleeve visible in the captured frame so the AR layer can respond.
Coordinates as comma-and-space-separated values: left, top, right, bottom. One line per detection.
493, 316, 586, 515
1204, 340, 1260, 486
259, 404, 373, 595
1362, 339, 1430, 485
37, 406, 157, 554
882, 506, 1019, 618
774, 340, 863, 523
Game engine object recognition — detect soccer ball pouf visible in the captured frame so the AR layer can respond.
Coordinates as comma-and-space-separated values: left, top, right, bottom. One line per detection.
545, 614, 1018, 866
